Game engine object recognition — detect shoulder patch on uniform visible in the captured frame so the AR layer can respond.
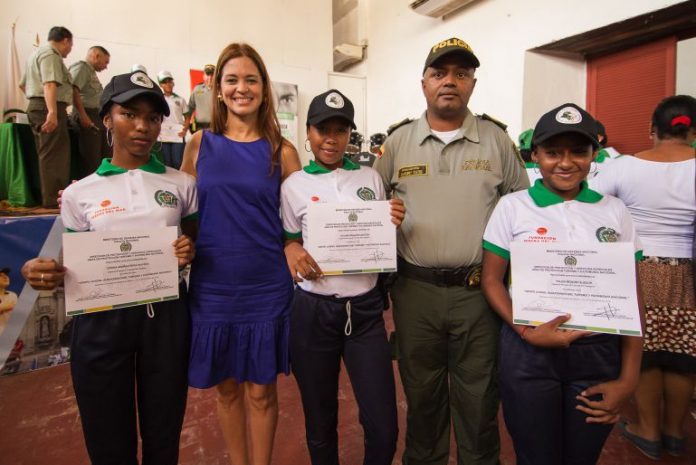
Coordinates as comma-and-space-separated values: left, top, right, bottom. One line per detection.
477, 113, 508, 132
386, 118, 414, 136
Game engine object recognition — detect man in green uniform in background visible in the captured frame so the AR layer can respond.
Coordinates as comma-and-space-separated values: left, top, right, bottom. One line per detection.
69, 45, 111, 177
19, 26, 74, 208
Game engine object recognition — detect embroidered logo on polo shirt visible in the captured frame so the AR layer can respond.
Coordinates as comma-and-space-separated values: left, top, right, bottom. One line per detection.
356, 187, 376, 200
311, 196, 320, 202
461, 160, 491, 171
595, 227, 618, 242
524, 227, 556, 243
100, 200, 111, 207
536, 227, 547, 235
154, 190, 178, 208
398, 164, 428, 178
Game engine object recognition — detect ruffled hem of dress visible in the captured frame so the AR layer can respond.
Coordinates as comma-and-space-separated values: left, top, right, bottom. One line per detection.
188, 317, 290, 388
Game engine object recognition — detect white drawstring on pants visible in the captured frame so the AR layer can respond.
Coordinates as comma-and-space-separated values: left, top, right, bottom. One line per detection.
146, 303, 155, 318
344, 300, 352, 336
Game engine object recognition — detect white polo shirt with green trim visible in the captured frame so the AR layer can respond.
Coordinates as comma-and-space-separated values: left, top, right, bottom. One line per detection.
281, 157, 386, 298
61, 156, 198, 233
482, 179, 642, 261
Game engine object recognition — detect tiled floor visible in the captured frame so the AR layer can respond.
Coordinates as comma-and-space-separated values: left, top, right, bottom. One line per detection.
1, 310, 694, 465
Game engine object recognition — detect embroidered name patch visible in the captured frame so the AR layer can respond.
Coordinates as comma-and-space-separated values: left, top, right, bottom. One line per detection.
398, 164, 428, 178
461, 159, 491, 171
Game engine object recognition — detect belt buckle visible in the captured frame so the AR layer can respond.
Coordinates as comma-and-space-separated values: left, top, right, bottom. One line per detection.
465, 265, 482, 288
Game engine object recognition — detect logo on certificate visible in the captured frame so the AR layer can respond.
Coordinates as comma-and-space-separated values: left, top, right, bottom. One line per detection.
595, 227, 618, 242
120, 241, 132, 252
348, 212, 358, 222
564, 255, 577, 266
356, 187, 376, 200
154, 190, 179, 208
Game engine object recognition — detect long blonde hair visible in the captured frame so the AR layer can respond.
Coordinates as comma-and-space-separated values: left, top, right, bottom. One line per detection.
210, 43, 282, 173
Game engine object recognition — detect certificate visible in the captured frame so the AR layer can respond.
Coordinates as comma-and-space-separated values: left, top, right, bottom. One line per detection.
510, 242, 642, 336
63, 227, 179, 316
306, 201, 397, 275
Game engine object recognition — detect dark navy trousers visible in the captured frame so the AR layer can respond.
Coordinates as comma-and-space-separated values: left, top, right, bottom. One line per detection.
290, 286, 398, 465
499, 324, 622, 465
70, 284, 190, 465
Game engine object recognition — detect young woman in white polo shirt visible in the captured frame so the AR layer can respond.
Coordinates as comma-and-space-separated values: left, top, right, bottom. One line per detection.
281, 90, 404, 465
21, 72, 197, 465
480, 103, 644, 465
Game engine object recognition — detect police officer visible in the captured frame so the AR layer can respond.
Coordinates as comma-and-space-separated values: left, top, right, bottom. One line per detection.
19, 26, 74, 208
188, 64, 215, 131
69, 45, 111, 177
372, 37, 529, 465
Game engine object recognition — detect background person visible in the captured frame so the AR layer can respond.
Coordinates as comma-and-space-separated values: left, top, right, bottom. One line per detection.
188, 64, 215, 131
157, 70, 191, 169
180, 43, 301, 465
19, 26, 74, 208
69, 45, 111, 177
592, 95, 696, 459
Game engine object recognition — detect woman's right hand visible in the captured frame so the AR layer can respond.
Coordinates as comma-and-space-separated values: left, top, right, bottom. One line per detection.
522, 314, 590, 348
21, 258, 66, 291
284, 241, 322, 282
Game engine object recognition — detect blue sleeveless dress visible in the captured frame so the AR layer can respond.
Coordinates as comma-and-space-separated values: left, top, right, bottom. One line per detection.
188, 131, 293, 388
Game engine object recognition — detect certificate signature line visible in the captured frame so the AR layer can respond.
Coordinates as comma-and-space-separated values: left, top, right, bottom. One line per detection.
136, 278, 175, 293
588, 303, 621, 320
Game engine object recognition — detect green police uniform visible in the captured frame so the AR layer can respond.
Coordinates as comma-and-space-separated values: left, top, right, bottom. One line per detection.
188, 82, 213, 130
69, 60, 109, 176
373, 110, 529, 465
22, 43, 72, 207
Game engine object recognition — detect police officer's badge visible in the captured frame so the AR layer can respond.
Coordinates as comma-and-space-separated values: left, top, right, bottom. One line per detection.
325, 92, 345, 109
595, 227, 619, 242
356, 187, 376, 200
154, 190, 179, 208
131, 71, 154, 88
556, 106, 582, 124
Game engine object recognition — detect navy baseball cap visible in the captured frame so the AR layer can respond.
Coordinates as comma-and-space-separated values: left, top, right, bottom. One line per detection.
99, 71, 169, 117
307, 89, 356, 129
532, 103, 600, 149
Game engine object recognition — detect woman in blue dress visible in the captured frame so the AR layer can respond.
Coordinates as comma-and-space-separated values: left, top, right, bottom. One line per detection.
180, 43, 301, 465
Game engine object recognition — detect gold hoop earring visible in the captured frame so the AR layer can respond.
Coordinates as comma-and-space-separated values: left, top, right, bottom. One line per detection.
106, 128, 113, 147
304, 139, 312, 152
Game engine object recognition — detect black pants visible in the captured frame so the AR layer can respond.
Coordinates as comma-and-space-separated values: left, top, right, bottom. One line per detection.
70, 285, 191, 465
290, 287, 398, 465
499, 324, 621, 465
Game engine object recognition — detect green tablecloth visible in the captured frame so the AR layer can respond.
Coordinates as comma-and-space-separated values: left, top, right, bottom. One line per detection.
0, 123, 41, 207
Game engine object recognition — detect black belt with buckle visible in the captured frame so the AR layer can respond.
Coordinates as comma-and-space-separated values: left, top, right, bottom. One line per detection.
397, 257, 482, 288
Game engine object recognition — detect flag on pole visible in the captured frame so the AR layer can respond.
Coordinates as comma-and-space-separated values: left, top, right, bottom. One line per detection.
3, 22, 27, 122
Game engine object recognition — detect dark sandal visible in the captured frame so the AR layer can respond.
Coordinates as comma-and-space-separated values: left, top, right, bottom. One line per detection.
618, 420, 662, 460
662, 434, 685, 457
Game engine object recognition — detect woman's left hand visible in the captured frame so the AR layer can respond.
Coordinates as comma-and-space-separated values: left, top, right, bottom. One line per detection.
389, 198, 405, 227
173, 234, 195, 267
575, 378, 636, 424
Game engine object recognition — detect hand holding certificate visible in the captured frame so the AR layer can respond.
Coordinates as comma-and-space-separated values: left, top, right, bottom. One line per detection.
63, 227, 179, 316
306, 201, 397, 275
510, 242, 642, 336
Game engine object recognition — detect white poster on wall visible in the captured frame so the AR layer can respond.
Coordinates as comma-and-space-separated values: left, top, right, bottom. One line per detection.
272, 81, 298, 150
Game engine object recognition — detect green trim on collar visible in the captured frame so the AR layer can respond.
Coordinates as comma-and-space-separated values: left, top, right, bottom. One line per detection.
595, 148, 610, 163
95, 156, 166, 176
524, 162, 538, 169
303, 157, 360, 175
284, 230, 302, 240
527, 179, 603, 207
635, 250, 643, 262
483, 240, 510, 260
